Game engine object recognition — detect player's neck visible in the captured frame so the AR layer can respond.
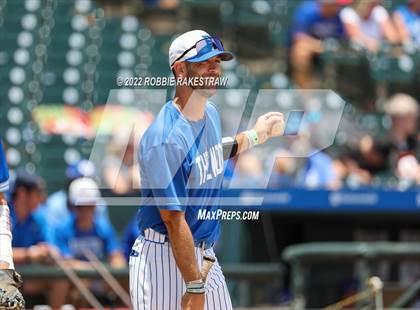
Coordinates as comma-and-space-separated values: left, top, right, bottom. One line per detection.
173, 88, 207, 121
76, 218, 94, 231
14, 204, 30, 222
391, 127, 410, 143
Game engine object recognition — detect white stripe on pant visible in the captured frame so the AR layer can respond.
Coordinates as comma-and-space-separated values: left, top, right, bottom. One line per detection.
129, 229, 233, 310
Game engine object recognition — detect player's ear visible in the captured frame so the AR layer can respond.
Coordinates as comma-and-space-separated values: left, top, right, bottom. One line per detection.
173, 62, 187, 78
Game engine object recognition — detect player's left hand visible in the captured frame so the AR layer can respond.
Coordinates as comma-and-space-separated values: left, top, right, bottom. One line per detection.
0, 269, 25, 310
252, 112, 284, 144
181, 292, 205, 310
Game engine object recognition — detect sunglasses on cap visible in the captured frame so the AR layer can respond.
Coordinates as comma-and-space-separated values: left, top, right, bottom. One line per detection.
171, 36, 226, 67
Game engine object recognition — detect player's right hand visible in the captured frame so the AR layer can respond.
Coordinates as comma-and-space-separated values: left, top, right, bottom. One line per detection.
181, 292, 205, 310
253, 112, 284, 144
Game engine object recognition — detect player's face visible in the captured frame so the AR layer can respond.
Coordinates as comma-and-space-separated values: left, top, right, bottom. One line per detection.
321, 3, 340, 18
396, 115, 418, 133
186, 56, 222, 96
26, 188, 44, 211
75, 205, 95, 221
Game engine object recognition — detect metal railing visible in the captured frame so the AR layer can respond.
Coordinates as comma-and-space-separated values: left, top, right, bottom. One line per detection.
16, 262, 283, 308
282, 242, 420, 310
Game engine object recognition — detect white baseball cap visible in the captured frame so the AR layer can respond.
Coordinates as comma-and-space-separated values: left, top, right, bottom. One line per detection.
385, 93, 419, 116
168, 30, 234, 68
68, 177, 101, 206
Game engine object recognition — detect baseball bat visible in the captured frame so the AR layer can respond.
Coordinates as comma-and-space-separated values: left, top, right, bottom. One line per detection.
200, 244, 216, 283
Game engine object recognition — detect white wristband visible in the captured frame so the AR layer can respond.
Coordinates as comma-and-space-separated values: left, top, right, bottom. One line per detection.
186, 279, 205, 294
244, 130, 259, 148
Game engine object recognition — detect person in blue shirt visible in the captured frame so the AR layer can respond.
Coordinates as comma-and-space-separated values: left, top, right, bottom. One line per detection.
0, 140, 25, 310
10, 173, 67, 308
54, 177, 125, 267
297, 151, 340, 189
267, 149, 297, 188
39, 159, 109, 229
10, 173, 55, 261
290, 0, 350, 89
129, 29, 284, 310
53, 177, 125, 306
393, 0, 420, 50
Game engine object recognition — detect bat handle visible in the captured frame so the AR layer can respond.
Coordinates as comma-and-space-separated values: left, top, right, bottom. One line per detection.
201, 255, 216, 283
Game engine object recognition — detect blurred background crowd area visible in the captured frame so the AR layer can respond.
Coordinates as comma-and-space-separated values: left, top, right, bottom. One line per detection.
0, 0, 419, 194
0, 0, 419, 308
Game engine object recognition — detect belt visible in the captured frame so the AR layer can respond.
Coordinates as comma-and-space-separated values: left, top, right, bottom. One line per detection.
143, 228, 214, 250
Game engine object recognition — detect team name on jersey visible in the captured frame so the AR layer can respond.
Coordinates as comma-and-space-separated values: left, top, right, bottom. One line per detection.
194, 143, 223, 186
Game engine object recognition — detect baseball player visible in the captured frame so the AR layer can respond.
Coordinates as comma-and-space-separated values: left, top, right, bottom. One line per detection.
0, 140, 25, 310
129, 30, 284, 310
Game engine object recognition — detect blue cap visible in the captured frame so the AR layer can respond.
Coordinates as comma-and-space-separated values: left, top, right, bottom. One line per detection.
186, 49, 234, 63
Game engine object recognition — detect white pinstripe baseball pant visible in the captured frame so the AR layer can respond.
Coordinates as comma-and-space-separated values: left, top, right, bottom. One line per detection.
129, 228, 233, 310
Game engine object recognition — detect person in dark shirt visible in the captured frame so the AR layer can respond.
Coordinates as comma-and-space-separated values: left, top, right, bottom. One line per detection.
384, 94, 420, 187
